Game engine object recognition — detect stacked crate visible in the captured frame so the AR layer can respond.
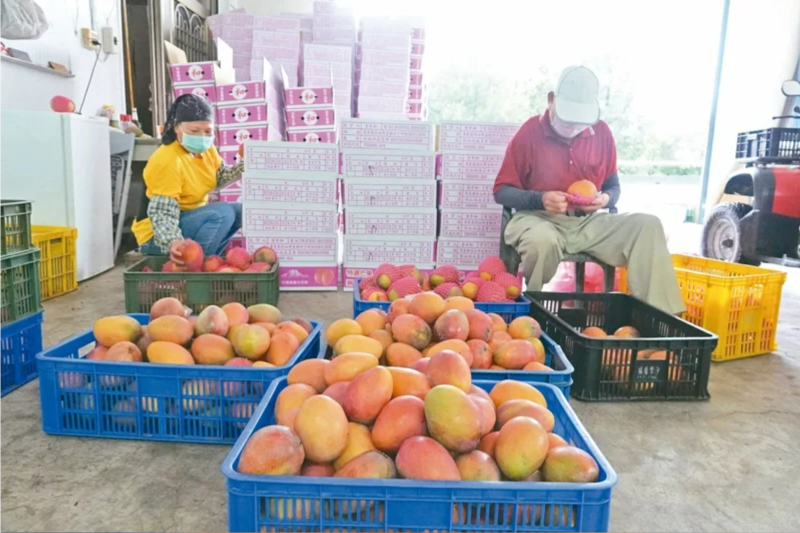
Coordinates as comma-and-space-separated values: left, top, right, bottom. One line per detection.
436, 121, 520, 274
1, 200, 43, 396
407, 22, 427, 120
339, 118, 437, 290
284, 85, 337, 144
355, 18, 411, 121
303, 43, 354, 130
241, 142, 340, 290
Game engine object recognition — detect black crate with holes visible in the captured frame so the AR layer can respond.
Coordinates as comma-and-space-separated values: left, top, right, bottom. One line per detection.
526, 292, 717, 401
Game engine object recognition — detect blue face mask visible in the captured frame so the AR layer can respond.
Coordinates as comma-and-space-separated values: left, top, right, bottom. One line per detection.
178, 126, 214, 154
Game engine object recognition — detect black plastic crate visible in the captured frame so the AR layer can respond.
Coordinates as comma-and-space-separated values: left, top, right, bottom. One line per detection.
735, 128, 800, 161
526, 291, 717, 402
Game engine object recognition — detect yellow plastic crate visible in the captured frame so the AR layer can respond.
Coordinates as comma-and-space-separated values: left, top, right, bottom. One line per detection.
31, 226, 78, 300
671, 254, 785, 362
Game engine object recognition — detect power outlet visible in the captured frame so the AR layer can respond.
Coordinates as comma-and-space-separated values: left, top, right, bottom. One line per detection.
101, 26, 119, 55
81, 28, 99, 50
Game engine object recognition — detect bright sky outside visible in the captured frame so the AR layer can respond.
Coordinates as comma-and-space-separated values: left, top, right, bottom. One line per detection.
341, 0, 724, 142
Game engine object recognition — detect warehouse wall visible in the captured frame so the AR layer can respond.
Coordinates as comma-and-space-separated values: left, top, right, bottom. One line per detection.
705, 0, 800, 207
0, 0, 125, 115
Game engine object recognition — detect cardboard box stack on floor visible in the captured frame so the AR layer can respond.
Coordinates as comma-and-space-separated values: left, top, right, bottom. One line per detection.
436, 121, 520, 274
339, 118, 437, 290
407, 22, 427, 120
355, 18, 411, 121
207, 12, 303, 87
303, 43, 354, 132
241, 142, 340, 290
284, 84, 337, 144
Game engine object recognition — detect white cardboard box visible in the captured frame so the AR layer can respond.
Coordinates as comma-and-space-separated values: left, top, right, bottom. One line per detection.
341, 149, 436, 179
344, 207, 437, 238
436, 237, 502, 269
439, 180, 501, 211
342, 178, 437, 209
344, 235, 436, 265
439, 121, 521, 153
339, 118, 435, 151
243, 203, 339, 235
439, 209, 503, 239
243, 141, 338, 176
440, 152, 506, 180
244, 233, 338, 263
243, 175, 338, 205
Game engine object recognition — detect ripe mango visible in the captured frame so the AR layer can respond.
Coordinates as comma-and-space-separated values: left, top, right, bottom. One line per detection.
355, 309, 387, 335
408, 292, 446, 325
301, 463, 335, 477
386, 367, 430, 399
324, 353, 378, 386
468, 393, 496, 436
489, 380, 547, 409
333, 334, 382, 359
277, 321, 309, 345
495, 416, 549, 480
232, 325, 271, 361
190, 334, 234, 365
456, 450, 501, 481
148, 315, 194, 345
195, 305, 229, 337
294, 395, 349, 463
333, 422, 376, 471
391, 314, 432, 350
149, 297, 185, 320
386, 343, 423, 367
266, 331, 300, 366
478, 431, 500, 458
274, 383, 317, 428
343, 366, 393, 424
326, 319, 362, 347
247, 304, 282, 325
424, 385, 482, 453
105, 341, 143, 362
221, 302, 249, 327
237, 425, 305, 476
93, 316, 142, 347
426, 350, 471, 392
542, 445, 599, 483
322, 381, 350, 406
493, 339, 537, 369
433, 310, 469, 342
334, 450, 396, 479
396, 436, 460, 480
147, 341, 195, 365
287, 359, 329, 393
495, 399, 554, 432
371, 395, 427, 455
426, 339, 473, 367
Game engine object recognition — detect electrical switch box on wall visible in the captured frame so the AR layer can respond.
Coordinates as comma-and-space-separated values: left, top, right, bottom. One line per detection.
101, 26, 119, 54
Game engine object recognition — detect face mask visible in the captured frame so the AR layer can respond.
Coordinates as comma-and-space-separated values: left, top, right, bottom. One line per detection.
551, 114, 588, 139
178, 126, 214, 154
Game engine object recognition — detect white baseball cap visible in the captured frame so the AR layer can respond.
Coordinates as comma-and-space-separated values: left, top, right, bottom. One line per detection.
553, 66, 600, 125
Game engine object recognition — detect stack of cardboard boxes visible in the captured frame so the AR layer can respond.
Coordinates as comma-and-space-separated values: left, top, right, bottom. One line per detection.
355, 18, 411, 121
303, 43, 354, 130
407, 23, 427, 120
284, 85, 337, 144
311, 1, 356, 46
339, 118, 437, 289
241, 142, 340, 290
436, 121, 519, 274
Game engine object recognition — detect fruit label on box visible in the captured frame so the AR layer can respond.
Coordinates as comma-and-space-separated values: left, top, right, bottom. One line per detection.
341, 149, 436, 179
220, 149, 243, 166
217, 126, 269, 147
244, 142, 338, 175
243, 175, 338, 205
243, 204, 338, 235
409, 71, 424, 86
169, 61, 217, 84
344, 208, 437, 237
439, 209, 503, 239
173, 83, 216, 103
436, 238, 502, 268
217, 104, 269, 126
216, 81, 266, 105
286, 108, 336, 129
409, 56, 423, 70
245, 234, 338, 262
285, 87, 335, 108
344, 237, 436, 264
411, 42, 425, 56
440, 180, 501, 211
340, 119, 435, 151
343, 178, 436, 208
286, 130, 338, 144
279, 264, 339, 291
633, 358, 669, 383
408, 86, 424, 100
440, 121, 520, 153
304, 43, 353, 62
440, 152, 505, 180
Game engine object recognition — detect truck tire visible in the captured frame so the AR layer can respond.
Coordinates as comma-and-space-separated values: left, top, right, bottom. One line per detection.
701, 203, 760, 265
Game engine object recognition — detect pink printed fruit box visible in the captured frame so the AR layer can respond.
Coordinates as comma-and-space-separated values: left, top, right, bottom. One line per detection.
216, 104, 270, 126
436, 237, 503, 270
339, 118, 435, 151
278, 264, 339, 291
244, 234, 338, 263
216, 81, 267, 106
243, 203, 339, 235
343, 207, 437, 238
285, 108, 336, 129
342, 178, 437, 209
286, 130, 338, 144
343, 235, 436, 266
284, 87, 335, 109
340, 149, 436, 180
243, 142, 339, 175
173, 83, 216, 103
218, 126, 269, 147
439, 180, 502, 211
439, 152, 505, 180
358, 64, 410, 84
439, 121, 521, 153
242, 175, 338, 205
439, 209, 504, 239
341, 264, 435, 291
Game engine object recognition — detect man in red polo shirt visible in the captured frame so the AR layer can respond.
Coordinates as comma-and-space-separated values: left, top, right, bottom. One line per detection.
494, 66, 684, 315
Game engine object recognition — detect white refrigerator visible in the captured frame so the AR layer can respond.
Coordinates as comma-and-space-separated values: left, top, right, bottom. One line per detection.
1, 111, 115, 281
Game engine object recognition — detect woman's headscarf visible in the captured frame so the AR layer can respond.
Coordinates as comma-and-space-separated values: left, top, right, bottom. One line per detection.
162, 94, 215, 145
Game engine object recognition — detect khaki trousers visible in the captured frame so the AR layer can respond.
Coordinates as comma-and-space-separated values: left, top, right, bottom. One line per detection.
505, 211, 686, 315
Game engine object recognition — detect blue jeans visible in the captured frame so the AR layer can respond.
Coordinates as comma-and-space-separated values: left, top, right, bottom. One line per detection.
140, 202, 242, 257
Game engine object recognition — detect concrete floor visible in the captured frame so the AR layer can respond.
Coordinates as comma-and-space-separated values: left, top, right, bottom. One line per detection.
2, 264, 799, 532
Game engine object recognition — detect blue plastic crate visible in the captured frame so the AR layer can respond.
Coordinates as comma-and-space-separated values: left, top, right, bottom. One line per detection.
35, 314, 322, 443
1, 310, 43, 396
353, 278, 532, 323
222, 378, 617, 533
471, 332, 574, 397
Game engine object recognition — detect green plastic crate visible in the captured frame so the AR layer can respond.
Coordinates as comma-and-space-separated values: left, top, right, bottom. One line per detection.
2, 200, 33, 255
124, 257, 279, 314
1, 249, 42, 326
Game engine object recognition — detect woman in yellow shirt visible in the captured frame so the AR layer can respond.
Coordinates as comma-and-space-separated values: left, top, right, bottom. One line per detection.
133, 94, 243, 263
